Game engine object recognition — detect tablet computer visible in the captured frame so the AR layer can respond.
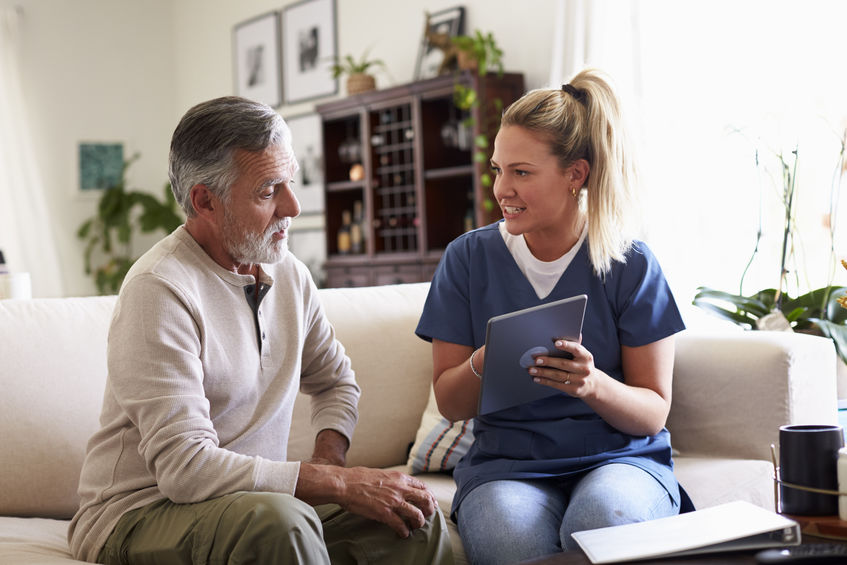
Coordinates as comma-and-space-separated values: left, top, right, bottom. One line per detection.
478, 294, 588, 415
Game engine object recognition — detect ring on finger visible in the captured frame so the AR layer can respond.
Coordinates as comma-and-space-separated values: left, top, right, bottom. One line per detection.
564, 373, 571, 385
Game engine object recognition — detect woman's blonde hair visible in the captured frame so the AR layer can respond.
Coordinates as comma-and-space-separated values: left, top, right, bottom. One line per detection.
500, 68, 639, 276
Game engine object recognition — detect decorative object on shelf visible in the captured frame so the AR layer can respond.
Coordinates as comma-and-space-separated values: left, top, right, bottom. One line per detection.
348, 163, 364, 181
452, 29, 504, 75
77, 154, 183, 295
414, 6, 465, 80
330, 50, 385, 96
281, 0, 337, 104
232, 11, 282, 108
693, 134, 847, 369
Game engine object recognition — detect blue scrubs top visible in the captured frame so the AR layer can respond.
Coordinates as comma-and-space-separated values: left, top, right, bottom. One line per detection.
416, 222, 689, 517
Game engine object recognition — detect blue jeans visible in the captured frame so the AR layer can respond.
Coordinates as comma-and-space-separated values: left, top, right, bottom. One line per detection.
456, 463, 679, 565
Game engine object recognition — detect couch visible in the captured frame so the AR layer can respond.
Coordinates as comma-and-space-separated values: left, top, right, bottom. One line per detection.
0, 282, 839, 564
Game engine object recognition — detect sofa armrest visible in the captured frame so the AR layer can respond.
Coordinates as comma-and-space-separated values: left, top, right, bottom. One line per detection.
667, 330, 838, 461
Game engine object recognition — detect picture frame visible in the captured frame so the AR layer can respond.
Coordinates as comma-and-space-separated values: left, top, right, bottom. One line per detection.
414, 6, 465, 80
282, 0, 338, 104
78, 141, 124, 194
286, 112, 325, 215
233, 11, 283, 108
288, 223, 326, 287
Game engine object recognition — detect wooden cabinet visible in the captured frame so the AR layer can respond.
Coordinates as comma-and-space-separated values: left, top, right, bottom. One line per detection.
317, 72, 524, 288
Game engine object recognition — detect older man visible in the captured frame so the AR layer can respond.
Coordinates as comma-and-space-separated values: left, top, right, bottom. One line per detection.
68, 97, 453, 564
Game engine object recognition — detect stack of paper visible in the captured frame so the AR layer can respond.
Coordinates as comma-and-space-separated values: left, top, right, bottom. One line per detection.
571, 500, 800, 563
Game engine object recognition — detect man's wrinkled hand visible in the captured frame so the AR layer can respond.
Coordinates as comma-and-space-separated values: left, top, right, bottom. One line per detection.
339, 467, 438, 538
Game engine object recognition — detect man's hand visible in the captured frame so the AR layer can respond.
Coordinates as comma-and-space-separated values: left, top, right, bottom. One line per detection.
337, 467, 438, 538
296, 464, 438, 538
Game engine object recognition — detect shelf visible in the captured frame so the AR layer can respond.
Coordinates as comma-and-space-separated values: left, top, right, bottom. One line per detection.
424, 165, 475, 180
326, 180, 365, 192
317, 72, 526, 287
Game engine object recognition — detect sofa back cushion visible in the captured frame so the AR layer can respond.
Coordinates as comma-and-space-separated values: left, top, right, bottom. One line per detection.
0, 296, 117, 518
0, 283, 434, 519
287, 283, 433, 468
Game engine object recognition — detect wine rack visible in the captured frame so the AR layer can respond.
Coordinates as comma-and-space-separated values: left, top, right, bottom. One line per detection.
317, 71, 525, 288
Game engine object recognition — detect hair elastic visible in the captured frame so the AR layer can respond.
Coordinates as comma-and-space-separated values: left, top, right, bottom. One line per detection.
562, 84, 587, 105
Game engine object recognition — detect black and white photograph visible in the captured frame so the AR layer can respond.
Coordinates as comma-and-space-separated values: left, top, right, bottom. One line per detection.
414, 6, 465, 80
286, 112, 324, 215
282, 0, 338, 104
233, 12, 282, 107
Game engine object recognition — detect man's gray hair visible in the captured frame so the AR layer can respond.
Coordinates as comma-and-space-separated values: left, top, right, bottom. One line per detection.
168, 96, 289, 217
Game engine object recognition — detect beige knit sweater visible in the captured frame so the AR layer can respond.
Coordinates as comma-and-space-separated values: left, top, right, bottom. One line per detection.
68, 227, 360, 562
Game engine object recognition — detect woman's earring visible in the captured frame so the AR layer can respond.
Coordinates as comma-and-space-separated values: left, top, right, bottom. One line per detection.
571, 187, 578, 199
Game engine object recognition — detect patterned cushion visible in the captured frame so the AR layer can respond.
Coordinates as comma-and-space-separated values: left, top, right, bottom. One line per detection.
407, 387, 474, 474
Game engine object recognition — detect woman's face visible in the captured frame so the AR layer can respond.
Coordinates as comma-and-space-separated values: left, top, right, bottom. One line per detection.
491, 125, 585, 260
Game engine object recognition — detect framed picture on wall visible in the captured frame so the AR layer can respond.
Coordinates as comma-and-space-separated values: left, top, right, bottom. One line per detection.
78, 142, 124, 194
233, 11, 283, 107
414, 6, 465, 80
282, 0, 338, 104
288, 218, 326, 287
286, 112, 324, 215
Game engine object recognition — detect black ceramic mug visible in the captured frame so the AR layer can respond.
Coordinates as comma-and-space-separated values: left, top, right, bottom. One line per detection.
779, 424, 845, 515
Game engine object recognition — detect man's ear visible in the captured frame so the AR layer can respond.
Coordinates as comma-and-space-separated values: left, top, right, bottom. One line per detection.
188, 184, 216, 218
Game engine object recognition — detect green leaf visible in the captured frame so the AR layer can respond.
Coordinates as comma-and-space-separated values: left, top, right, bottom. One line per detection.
690, 299, 756, 327
474, 134, 488, 149
692, 287, 771, 317
77, 219, 93, 239
810, 318, 847, 365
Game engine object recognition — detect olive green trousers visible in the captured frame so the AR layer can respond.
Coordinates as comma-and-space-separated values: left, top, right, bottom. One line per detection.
97, 492, 455, 565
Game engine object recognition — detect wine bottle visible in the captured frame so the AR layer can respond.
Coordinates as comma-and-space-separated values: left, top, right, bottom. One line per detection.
337, 210, 352, 255
351, 201, 364, 254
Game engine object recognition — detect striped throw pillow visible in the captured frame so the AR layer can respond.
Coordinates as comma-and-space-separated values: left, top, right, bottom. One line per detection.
407, 387, 474, 474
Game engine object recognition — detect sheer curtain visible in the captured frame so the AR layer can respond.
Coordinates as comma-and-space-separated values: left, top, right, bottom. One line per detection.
0, 6, 64, 297
548, 0, 847, 302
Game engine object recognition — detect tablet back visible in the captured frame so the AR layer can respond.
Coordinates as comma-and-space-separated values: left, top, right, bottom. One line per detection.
478, 294, 587, 415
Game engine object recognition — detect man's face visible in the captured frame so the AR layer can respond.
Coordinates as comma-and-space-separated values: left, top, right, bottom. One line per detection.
218, 144, 300, 267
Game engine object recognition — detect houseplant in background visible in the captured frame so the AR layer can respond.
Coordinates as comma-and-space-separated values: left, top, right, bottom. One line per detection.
330, 49, 386, 96
77, 154, 183, 295
450, 29, 505, 215
693, 133, 847, 382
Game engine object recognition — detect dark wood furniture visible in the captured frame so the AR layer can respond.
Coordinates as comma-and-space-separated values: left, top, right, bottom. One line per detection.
316, 71, 525, 288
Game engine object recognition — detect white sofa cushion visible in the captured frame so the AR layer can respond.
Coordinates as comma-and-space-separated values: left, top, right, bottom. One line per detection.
0, 297, 116, 519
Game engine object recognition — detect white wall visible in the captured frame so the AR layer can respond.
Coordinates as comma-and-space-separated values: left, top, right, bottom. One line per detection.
1, 0, 176, 297
6, 0, 846, 305
4, 0, 556, 297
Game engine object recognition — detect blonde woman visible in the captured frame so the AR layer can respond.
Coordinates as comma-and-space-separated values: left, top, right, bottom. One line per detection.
416, 69, 691, 564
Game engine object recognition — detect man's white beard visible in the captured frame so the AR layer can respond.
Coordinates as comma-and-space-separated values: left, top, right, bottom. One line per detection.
222, 207, 289, 265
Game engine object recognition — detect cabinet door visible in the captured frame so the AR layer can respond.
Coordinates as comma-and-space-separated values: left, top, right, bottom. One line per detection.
325, 265, 371, 288
368, 101, 419, 255
373, 264, 423, 286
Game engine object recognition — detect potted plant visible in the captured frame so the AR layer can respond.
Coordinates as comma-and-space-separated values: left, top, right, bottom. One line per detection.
330, 50, 386, 96
693, 137, 847, 368
449, 29, 505, 215
452, 30, 504, 76
77, 154, 183, 294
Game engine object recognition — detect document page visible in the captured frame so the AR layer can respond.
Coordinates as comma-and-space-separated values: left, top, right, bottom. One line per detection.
571, 500, 800, 564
